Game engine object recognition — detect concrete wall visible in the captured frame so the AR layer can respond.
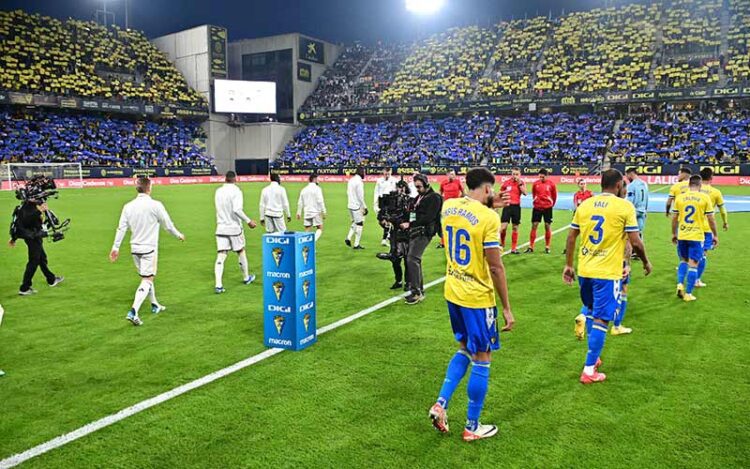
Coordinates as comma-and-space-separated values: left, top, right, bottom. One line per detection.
228, 33, 340, 123
152, 26, 211, 105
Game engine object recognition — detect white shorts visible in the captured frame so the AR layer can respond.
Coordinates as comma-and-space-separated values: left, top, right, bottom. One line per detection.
132, 251, 158, 277
216, 233, 246, 252
264, 216, 287, 233
304, 214, 324, 227
349, 209, 364, 224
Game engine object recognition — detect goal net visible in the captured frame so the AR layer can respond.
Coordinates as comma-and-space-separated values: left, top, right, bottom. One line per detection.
1, 163, 83, 190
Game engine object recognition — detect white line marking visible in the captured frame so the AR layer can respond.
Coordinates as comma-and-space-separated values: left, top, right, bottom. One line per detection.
0, 224, 571, 468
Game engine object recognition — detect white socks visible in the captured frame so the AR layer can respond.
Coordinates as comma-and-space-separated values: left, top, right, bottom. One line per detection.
132, 279, 151, 314
149, 282, 160, 307
354, 225, 363, 247
215, 251, 227, 288
347, 225, 355, 241
238, 250, 249, 280
314, 229, 322, 242
583, 365, 595, 375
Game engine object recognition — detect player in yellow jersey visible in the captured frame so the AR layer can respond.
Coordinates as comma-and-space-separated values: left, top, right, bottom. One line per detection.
429, 167, 514, 442
694, 168, 728, 288
672, 175, 718, 302
563, 169, 652, 384
665, 167, 692, 217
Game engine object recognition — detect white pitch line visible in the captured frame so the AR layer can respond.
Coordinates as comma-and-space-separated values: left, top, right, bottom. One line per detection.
0, 224, 572, 468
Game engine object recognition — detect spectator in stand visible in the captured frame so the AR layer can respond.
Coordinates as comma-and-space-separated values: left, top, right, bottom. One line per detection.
526, 169, 557, 254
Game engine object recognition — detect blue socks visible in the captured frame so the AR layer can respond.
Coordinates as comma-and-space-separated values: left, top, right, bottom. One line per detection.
582, 306, 593, 335
697, 256, 707, 282
686, 267, 698, 294
614, 296, 627, 327
585, 323, 608, 367
677, 262, 688, 285
437, 350, 471, 409
466, 361, 490, 431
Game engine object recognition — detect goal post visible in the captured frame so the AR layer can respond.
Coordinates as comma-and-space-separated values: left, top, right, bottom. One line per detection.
1, 162, 84, 190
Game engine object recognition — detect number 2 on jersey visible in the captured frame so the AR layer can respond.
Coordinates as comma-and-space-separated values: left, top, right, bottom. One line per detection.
684, 205, 696, 224
445, 226, 471, 266
589, 215, 605, 245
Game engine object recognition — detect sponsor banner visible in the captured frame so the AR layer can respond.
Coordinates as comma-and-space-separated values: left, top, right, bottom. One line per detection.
613, 164, 750, 176
3, 174, 747, 191
299, 85, 750, 123
0, 89, 207, 119
209, 25, 228, 78
262, 232, 317, 351
62, 166, 218, 179
273, 164, 598, 177
297, 61, 312, 82
299, 37, 325, 64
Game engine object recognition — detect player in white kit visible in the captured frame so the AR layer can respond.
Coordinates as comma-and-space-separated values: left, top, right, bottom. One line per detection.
110, 177, 185, 326
345, 166, 367, 250
374, 167, 397, 246
214, 171, 258, 294
259, 173, 291, 234
296, 174, 327, 241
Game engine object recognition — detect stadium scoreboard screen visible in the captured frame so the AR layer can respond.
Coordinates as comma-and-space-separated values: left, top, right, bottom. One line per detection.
213, 79, 277, 114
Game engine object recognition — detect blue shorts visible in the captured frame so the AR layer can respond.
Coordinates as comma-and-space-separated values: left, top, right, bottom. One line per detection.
636, 212, 646, 234
447, 301, 500, 355
578, 277, 622, 322
677, 240, 703, 262
703, 232, 714, 252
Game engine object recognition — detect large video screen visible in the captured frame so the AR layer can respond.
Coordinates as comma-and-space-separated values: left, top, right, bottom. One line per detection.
214, 79, 276, 114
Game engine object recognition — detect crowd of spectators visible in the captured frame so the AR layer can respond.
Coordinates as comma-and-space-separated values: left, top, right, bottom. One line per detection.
380, 26, 496, 104
611, 108, 750, 164
0, 108, 213, 167
725, 0, 750, 85
534, 3, 659, 93
0, 9, 205, 107
301, 43, 372, 110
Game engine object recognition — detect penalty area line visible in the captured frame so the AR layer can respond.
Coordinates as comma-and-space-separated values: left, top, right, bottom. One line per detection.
0, 224, 571, 468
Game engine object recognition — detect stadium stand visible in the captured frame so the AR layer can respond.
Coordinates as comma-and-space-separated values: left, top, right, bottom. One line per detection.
302, 43, 373, 110
0, 9, 205, 107
611, 108, 750, 164
0, 108, 212, 167
725, 0, 750, 85
534, 3, 660, 93
477, 17, 550, 97
381, 26, 496, 103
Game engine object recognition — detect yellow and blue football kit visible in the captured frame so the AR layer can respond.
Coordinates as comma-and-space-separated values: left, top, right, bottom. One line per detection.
571, 194, 638, 322
673, 191, 713, 262
668, 180, 690, 200
700, 185, 724, 251
442, 197, 501, 354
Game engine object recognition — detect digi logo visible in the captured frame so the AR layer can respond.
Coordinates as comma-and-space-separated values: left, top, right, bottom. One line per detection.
273, 281, 285, 301
272, 248, 284, 267
274, 315, 285, 335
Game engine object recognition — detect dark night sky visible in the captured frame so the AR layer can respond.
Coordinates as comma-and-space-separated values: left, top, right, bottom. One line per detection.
2, 0, 649, 44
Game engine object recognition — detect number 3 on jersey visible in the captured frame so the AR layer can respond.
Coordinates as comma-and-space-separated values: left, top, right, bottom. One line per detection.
445, 226, 471, 266
589, 215, 605, 245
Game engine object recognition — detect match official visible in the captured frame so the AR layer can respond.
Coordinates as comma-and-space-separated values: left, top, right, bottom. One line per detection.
110, 177, 185, 326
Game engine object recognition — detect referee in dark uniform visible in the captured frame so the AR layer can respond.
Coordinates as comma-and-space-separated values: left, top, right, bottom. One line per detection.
9, 200, 64, 295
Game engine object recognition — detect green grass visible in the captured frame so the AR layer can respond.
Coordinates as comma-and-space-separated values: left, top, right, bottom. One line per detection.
1, 182, 749, 468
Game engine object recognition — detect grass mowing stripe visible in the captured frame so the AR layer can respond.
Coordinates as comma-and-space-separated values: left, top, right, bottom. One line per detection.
0, 224, 571, 468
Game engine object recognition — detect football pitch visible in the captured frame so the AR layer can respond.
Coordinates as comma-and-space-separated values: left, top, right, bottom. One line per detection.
0, 182, 748, 468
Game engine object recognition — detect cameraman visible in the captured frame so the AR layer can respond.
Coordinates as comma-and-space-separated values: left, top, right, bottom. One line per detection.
9, 199, 64, 295
403, 174, 443, 305
377, 180, 412, 290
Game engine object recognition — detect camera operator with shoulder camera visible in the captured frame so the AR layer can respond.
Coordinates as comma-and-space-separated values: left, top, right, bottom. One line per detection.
9, 197, 64, 296
377, 179, 412, 290
403, 174, 443, 305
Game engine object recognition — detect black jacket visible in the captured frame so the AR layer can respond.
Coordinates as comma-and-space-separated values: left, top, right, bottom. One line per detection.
410, 189, 443, 236
11, 202, 45, 241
